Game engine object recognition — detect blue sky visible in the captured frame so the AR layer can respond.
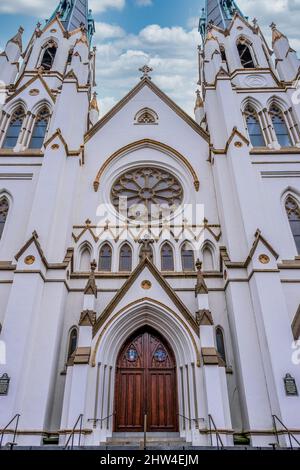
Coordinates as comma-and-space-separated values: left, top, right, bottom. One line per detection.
1, 0, 300, 116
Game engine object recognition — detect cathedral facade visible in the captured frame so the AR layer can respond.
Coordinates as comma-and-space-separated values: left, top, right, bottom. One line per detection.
0, 0, 300, 448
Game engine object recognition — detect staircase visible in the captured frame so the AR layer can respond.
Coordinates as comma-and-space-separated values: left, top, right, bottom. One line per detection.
102, 432, 190, 450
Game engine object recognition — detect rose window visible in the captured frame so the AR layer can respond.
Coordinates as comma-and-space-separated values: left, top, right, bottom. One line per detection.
111, 167, 183, 220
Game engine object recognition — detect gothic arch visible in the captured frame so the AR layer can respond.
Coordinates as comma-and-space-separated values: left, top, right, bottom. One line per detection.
78, 242, 92, 271
236, 36, 256, 68
92, 298, 200, 368
98, 241, 113, 272
134, 107, 159, 125
0, 193, 10, 240
38, 38, 58, 70
201, 241, 215, 271
282, 190, 300, 254
90, 299, 201, 438
180, 240, 196, 272
93, 139, 200, 193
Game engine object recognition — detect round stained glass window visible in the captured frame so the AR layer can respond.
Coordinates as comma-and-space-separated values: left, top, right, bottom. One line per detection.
154, 348, 167, 362
111, 167, 183, 220
127, 348, 138, 362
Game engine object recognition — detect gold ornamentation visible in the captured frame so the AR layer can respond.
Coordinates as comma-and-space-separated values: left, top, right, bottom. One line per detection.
51, 144, 59, 150
141, 280, 152, 290
259, 254, 270, 265
92, 139, 200, 193
24, 255, 35, 265
234, 141, 243, 148
50, 29, 57, 33
29, 89, 40, 96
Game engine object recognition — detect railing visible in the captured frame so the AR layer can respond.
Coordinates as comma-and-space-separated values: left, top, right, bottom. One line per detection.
208, 414, 224, 450
272, 415, 300, 450
143, 414, 147, 450
0, 414, 20, 450
64, 414, 84, 450
177, 413, 203, 430
88, 412, 116, 430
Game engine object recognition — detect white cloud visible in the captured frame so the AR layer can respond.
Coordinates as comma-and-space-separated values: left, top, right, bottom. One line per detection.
0, 0, 125, 16
95, 23, 199, 117
94, 22, 125, 41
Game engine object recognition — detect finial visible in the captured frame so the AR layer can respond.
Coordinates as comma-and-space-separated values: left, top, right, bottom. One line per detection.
138, 238, 154, 261
252, 18, 258, 28
90, 92, 99, 113
270, 22, 286, 46
195, 90, 204, 110
84, 259, 97, 297
18, 26, 24, 35
195, 259, 208, 296
139, 64, 153, 80
91, 259, 97, 272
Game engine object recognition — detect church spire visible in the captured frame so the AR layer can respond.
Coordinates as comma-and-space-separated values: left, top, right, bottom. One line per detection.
199, 0, 245, 40
47, 0, 95, 42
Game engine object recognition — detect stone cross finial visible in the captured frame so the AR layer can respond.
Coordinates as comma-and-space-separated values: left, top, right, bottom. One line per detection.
139, 238, 154, 260
270, 22, 276, 30
195, 259, 208, 295
139, 65, 153, 80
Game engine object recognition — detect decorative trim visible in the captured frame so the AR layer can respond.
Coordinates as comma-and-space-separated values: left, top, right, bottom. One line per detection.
210, 127, 250, 157
84, 77, 209, 142
79, 310, 96, 327
292, 306, 300, 340
5, 73, 55, 104
93, 256, 198, 336
15, 231, 74, 270
201, 347, 219, 365
196, 310, 213, 326
92, 139, 200, 192
73, 347, 91, 365
220, 229, 279, 270
43, 128, 82, 157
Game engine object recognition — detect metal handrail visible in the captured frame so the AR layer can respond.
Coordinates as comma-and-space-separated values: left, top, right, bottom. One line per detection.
272, 414, 300, 449
64, 414, 84, 450
0, 414, 20, 450
88, 412, 116, 429
177, 413, 204, 430
208, 414, 224, 450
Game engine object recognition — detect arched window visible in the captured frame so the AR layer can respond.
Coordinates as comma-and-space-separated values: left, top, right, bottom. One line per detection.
244, 105, 265, 147
285, 196, 300, 253
270, 105, 292, 147
99, 243, 112, 271
67, 327, 78, 362
161, 243, 174, 271
237, 41, 255, 68
202, 245, 214, 271
216, 327, 226, 364
220, 45, 229, 71
0, 196, 9, 239
79, 246, 91, 272
181, 243, 195, 272
119, 243, 132, 272
41, 42, 57, 70
3, 106, 25, 149
29, 107, 50, 149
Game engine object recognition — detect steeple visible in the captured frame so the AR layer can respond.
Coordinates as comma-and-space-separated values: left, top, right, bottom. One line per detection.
199, 0, 245, 40
47, 0, 95, 42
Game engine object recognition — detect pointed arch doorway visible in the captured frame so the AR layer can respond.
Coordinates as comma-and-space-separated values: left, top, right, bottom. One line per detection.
114, 327, 178, 432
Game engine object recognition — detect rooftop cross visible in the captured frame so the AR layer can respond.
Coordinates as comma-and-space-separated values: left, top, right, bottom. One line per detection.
139, 65, 153, 80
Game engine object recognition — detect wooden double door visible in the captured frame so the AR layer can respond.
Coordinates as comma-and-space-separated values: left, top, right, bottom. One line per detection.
114, 327, 178, 432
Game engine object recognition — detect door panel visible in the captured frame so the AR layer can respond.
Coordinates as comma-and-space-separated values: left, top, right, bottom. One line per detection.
115, 328, 178, 432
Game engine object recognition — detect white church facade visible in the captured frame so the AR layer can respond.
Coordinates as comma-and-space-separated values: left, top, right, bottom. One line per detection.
0, 0, 300, 448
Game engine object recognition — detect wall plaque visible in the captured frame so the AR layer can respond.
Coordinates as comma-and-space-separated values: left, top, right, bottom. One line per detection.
0, 373, 10, 396
284, 373, 298, 396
